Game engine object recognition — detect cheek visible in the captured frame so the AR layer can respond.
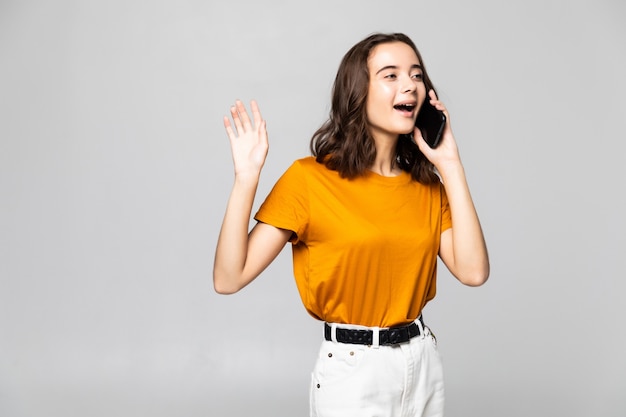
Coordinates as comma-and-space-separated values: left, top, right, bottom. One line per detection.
366, 83, 394, 122
369, 81, 394, 98
368, 86, 394, 111
378, 83, 395, 97
418, 82, 427, 96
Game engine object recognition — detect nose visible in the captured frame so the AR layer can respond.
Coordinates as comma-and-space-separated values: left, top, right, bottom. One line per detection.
401, 76, 416, 93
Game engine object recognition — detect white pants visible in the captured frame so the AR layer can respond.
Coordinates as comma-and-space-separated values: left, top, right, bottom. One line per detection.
309, 322, 444, 417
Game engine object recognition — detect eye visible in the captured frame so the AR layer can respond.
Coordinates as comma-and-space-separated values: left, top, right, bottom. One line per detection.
412, 73, 423, 81
384, 73, 397, 80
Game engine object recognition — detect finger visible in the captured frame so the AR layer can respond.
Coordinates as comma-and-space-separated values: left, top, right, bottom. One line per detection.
230, 104, 244, 135
428, 90, 448, 115
254, 119, 268, 151
250, 100, 263, 129
433, 101, 447, 113
235, 100, 253, 131
224, 116, 236, 140
428, 90, 441, 106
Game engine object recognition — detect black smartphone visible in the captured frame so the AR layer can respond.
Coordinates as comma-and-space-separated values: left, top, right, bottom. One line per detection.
415, 98, 446, 148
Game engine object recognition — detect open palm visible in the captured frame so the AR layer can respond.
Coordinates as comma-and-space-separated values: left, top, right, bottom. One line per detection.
223, 100, 268, 177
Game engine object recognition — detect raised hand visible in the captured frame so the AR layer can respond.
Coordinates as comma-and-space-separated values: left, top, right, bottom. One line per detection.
413, 91, 489, 286
224, 100, 268, 178
413, 90, 461, 171
215, 100, 290, 294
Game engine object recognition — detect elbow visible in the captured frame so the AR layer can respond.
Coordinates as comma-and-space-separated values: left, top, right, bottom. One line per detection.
212, 269, 243, 295
214, 281, 238, 295
456, 264, 490, 287
460, 273, 489, 287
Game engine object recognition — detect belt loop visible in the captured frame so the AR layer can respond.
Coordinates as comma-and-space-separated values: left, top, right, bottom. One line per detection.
330, 323, 338, 343
372, 327, 380, 349
415, 316, 425, 339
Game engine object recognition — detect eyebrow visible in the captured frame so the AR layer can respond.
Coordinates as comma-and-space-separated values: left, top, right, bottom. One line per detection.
375, 64, 422, 75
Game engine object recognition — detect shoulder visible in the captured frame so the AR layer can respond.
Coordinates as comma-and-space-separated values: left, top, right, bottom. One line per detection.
292, 155, 320, 169
403, 177, 446, 203
285, 156, 332, 176
274, 156, 319, 185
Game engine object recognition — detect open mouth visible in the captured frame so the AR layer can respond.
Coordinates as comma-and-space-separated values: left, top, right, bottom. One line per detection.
393, 103, 416, 114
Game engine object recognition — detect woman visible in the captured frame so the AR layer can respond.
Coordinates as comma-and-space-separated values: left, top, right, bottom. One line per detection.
214, 32, 489, 417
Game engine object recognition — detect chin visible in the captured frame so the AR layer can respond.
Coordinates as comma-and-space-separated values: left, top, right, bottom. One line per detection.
399, 126, 415, 135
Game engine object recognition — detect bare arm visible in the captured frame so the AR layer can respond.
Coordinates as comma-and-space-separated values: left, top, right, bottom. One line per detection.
213, 100, 291, 294
415, 90, 490, 286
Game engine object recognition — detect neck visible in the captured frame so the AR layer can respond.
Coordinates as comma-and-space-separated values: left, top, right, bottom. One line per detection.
370, 136, 400, 177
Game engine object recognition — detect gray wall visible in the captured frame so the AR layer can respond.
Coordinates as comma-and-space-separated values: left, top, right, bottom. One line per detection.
1, 1, 624, 416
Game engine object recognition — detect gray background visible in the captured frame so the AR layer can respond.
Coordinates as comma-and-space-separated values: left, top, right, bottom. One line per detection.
1, 0, 624, 416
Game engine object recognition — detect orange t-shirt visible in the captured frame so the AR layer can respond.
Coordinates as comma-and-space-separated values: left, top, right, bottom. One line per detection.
255, 157, 452, 328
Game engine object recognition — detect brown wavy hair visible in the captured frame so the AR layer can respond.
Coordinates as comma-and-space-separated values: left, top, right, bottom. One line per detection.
310, 32, 439, 184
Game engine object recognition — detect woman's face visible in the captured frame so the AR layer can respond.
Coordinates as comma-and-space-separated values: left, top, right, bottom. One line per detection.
365, 41, 426, 141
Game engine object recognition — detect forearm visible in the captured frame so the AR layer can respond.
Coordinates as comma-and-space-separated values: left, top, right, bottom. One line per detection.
213, 173, 259, 294
439, 162, 490, 286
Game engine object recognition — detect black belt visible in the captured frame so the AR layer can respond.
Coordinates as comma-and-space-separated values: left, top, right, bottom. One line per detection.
324, 316, 424, 346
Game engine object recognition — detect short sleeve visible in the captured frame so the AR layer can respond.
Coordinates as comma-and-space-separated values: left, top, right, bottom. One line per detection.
440, 182, 452, 232
254, 160, 309, 243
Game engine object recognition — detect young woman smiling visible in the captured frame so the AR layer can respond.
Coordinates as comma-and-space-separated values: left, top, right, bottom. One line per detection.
214, 32, 489, 417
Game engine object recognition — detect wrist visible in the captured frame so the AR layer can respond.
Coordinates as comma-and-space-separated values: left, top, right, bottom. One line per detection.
436, 160, 464, 179
234, 170, 261, 185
